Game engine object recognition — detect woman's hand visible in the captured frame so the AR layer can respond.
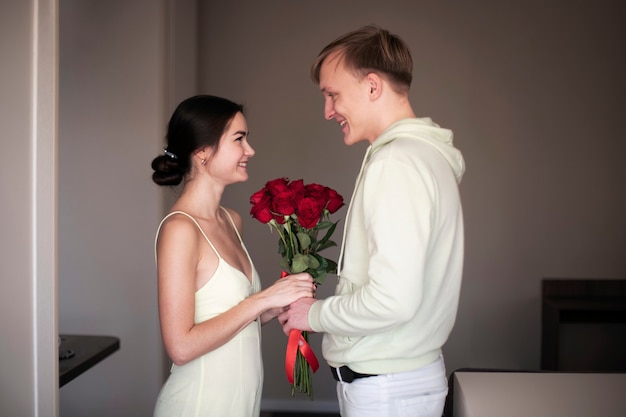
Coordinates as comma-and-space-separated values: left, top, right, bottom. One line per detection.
264, 272, 315, 307
258, 273, 315, 324
260, 306, 286, 324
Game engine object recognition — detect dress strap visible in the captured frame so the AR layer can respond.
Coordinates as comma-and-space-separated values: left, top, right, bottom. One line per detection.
219, 207, 254, 265
154, 210, 221, 262
220, 207, 243, 243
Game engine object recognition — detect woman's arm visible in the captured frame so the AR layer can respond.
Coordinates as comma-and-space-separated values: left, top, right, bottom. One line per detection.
157, 216, 313, 366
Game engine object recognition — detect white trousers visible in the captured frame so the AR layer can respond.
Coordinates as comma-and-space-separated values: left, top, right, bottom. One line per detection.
336, 356, 448, 417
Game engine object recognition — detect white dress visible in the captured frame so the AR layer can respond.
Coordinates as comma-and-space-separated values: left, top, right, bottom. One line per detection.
153, 210, 263, 417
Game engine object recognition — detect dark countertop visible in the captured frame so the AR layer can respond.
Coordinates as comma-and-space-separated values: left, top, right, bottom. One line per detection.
59, 334, 120, 387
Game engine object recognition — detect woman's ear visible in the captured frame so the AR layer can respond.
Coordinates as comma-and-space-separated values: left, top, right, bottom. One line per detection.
194, 147, 208, 166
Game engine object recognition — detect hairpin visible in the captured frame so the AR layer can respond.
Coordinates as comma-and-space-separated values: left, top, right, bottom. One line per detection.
163, 148, 178, 159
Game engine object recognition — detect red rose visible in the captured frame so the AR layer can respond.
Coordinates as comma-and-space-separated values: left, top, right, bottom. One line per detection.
266, 177, 289, 197
250, 187, 268, 205
288, 179, 305, 202
304, 183, 328, 208
249, 188, 273, 223
296, 197, 324, 229
325, 187, 344, 214
272, 190, 296, 218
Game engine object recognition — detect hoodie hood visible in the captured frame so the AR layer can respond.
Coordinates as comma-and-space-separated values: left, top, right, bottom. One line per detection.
370, 118, 465, 183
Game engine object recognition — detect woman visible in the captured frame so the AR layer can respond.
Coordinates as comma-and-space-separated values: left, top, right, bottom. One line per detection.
151, 95, 314, 417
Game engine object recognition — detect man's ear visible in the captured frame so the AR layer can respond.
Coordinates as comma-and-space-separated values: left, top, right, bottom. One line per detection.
365, 72, 383, 100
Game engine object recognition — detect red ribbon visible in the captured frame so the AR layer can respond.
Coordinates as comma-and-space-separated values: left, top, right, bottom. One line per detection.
281, 271, 320, 384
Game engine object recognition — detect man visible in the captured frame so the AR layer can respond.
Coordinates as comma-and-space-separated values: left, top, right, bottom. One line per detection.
279, 25, 465, 417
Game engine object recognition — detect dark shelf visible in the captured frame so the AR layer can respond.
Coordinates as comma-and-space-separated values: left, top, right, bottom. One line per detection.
59, 334, 120, 387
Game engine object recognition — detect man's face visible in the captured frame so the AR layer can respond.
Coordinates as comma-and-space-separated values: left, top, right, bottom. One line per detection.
319, 52, 374, 145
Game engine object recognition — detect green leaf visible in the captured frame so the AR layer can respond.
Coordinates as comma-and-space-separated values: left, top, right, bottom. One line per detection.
291, 253, 309, 273
315, 270, 328, 285
317, 221, 338, 247
296, 232, 312, 251
303, 255, 325, 285
316, 240, 337, 252
280, 256, 290, 271
307, 254, 320, 269
311, 253, 327, 269
307, 268, 322, 281
325, 258, 338, 274
314, 221, 333, 230
277, 237, 287, 257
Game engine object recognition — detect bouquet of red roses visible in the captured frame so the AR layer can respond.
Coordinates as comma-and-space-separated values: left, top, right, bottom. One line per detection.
250, 177, 344, 398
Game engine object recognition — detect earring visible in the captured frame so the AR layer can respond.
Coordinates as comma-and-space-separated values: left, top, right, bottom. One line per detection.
201, 159, 206, 166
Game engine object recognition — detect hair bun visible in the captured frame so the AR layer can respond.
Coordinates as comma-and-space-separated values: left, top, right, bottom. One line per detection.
151, 154, 183, 186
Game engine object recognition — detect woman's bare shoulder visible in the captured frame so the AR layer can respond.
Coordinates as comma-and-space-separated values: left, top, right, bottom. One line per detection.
158, 212, 202, 243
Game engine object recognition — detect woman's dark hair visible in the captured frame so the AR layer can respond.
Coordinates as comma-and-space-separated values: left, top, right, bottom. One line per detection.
151, 95, 244, 186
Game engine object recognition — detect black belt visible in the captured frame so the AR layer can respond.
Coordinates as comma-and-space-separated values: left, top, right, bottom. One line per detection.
330, 366, 378, 383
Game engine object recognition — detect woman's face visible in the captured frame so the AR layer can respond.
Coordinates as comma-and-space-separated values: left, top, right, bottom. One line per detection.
208, 112, 255, 184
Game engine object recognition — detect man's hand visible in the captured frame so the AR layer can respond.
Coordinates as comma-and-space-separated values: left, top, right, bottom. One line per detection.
278, 297, 316, 336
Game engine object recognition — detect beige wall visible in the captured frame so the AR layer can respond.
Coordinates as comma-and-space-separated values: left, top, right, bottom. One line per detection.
198, 0, 626, 411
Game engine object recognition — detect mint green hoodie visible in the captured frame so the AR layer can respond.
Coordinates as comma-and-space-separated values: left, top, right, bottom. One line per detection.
308, 118, 465, 374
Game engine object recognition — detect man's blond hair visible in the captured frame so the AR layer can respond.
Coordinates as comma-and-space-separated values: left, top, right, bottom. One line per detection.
311, 25, 413, 94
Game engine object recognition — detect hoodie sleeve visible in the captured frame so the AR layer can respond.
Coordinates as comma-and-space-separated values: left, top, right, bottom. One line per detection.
309, 142, 440, 335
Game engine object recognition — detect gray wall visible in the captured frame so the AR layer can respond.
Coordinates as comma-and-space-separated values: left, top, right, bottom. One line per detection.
198, 0, 626, 410
58, 1, 200, 415
2, 0, 624, 416
57, 1, 168, 416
